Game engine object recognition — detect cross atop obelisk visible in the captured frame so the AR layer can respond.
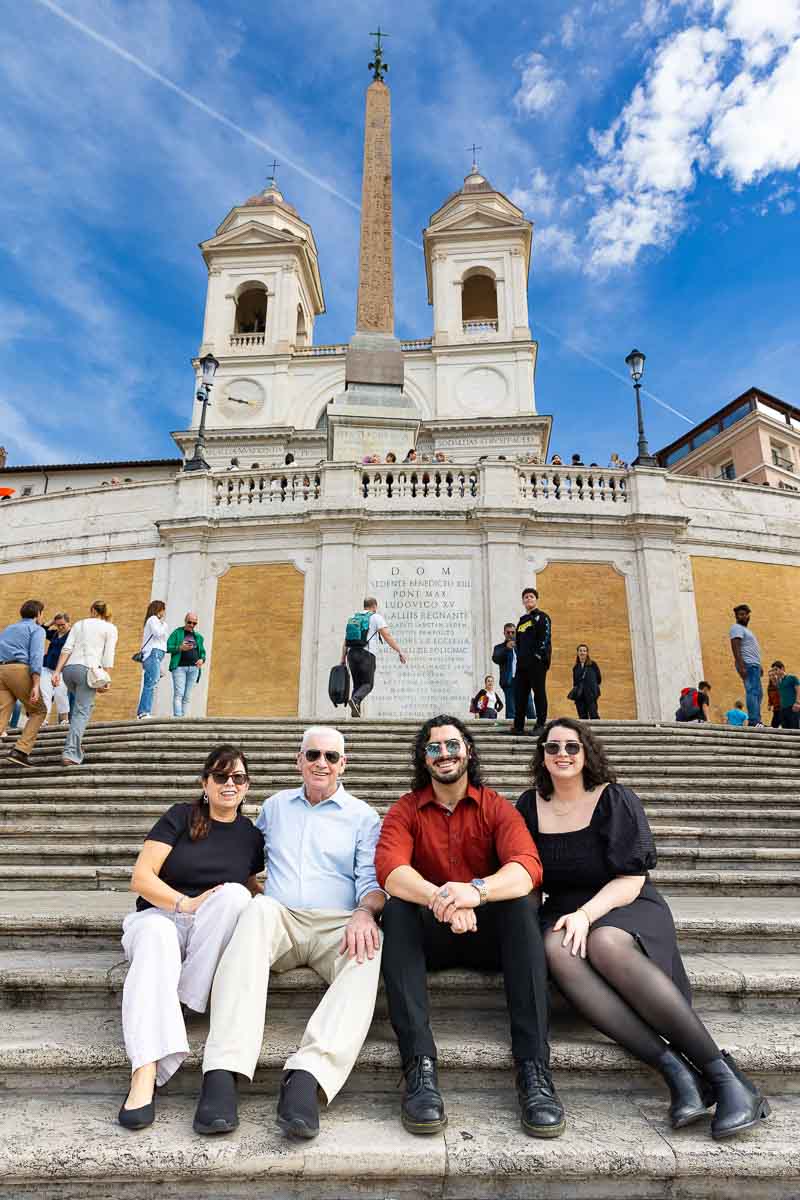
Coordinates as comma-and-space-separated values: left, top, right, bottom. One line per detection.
354, 32, 395, 335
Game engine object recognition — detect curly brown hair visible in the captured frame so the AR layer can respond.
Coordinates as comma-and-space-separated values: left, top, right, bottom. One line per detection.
530, 716, 616, 800
190, 743, 250, 841
411, 714, 483, 792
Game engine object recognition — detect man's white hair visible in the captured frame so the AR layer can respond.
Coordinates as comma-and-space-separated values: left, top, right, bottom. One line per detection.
300, 725, 345, 754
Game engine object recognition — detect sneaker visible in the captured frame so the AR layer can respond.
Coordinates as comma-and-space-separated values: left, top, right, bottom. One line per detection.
3, 748, 31, 767
137, 713, 152, 721
348, 698, 361, 718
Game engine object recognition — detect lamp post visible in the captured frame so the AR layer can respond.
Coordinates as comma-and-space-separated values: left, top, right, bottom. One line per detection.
184, 352, 219, 472
625, 348, 657, 467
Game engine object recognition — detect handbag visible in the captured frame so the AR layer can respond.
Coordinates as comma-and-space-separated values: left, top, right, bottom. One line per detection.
567, 687, 578, 701
132, 632, 154, 663
87, 665, 111, 690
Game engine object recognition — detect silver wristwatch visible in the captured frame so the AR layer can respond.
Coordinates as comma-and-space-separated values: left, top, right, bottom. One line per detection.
470, 877, 489, 905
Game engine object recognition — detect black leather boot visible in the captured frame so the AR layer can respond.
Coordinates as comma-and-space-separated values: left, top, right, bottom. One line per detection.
401, 1055, 447, 1134
515, 1059, 566, 1137
655, 1047, 714, 1128
702, 1051, 770, 1140
193, 1069, 239, 1135
276, 1069, 320, 1139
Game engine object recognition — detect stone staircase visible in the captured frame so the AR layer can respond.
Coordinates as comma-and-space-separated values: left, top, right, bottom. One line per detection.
0, 717, 798, 1198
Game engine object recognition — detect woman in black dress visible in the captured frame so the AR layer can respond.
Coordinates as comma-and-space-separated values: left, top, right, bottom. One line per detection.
517, 717, 769, 1140
570, 644, 601, 720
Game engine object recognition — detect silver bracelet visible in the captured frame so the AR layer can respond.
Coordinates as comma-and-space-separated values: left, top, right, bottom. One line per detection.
174, 895, 186, 913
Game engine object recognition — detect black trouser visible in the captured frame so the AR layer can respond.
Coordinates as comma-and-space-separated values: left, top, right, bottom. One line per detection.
575, 696, 599, 720
780, 705, 800, 730
513, 660, 548, 732
381, 895, 550, 1065
347, 647, 376, 704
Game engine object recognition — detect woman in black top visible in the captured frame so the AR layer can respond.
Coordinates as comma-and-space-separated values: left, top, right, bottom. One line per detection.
570, 644, 601, 720
118, 743, 264, 1130
517, 718, 769, 1141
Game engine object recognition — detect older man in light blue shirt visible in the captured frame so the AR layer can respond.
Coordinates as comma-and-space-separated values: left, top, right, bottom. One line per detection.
196, 725, 384, 1142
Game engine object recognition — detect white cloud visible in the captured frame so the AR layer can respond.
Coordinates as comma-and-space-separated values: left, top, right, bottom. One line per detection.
513, 52, 565, 115
510, 167, 555, 217
714, 0, 800, 67
710, 37, 800, 183
533, 224, 581, 270
585, 25, 727, 268
561, 10, 579, 48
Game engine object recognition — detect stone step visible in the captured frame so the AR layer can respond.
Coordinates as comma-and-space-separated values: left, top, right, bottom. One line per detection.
1, 893, 795, 954
0, 842, 795, 872
2, 949, 796, 1015
1, 1089, 796, 1200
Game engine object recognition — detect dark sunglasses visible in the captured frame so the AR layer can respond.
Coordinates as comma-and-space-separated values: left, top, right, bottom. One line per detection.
543, 740, 582, 757
185, 621, 198, 626
304, 749, 342, 764
210, 771, 248, 786
425, 739, 464, 759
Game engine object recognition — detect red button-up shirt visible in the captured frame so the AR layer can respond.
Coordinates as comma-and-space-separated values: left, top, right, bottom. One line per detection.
375, 783, 542, 890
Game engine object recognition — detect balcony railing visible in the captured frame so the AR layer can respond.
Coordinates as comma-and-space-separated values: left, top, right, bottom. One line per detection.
229, 333, 265, 350
517, 467, 628, 502
214, 469, 321, 508
361, 467, 479, 502
772, 452, 794, 472
293, 343, 346, 356
462, 320, 498, 335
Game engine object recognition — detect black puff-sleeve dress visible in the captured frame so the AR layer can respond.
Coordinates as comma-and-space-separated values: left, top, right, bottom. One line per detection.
517, 782, 691, 1002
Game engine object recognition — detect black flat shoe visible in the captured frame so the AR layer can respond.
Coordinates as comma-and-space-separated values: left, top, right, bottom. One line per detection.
401, 1055, 447, 1135
193, 1069, 239, 1135
276, 1069, 320, 1139
118, 1091, 155, 1130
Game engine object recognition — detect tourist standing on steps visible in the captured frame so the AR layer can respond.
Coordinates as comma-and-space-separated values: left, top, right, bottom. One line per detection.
136, 600, 168, 720
341, 597, 407, 718
517, 718, 770, 1141
509, 588, 551, 736
491, 623, 534, 722
51, 601, 117, 767
376, 714, 565, 1139
118, 743, 263, 1131
194, 725, 384, 1141
0, 599, 48, 768
771, 660, 800, 730
40, 613, 72, 725
469, 674, 503, 719
767, 667, 782, 729
167, 613, 206, 718
570, 644, 602, 720
729, 604, 763, 726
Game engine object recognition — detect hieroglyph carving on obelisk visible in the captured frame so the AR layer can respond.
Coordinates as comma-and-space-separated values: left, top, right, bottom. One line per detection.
355, 79, 394, 335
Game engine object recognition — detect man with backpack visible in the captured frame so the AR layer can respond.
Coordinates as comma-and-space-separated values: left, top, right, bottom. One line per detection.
341, 598, 407, 717
675, 681, 711, 723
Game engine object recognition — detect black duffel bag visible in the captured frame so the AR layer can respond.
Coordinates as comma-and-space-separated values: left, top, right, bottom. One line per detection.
328, 663, 351, 707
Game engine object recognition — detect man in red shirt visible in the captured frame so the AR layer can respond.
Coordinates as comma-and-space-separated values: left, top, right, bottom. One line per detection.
375, 715, 564, 1139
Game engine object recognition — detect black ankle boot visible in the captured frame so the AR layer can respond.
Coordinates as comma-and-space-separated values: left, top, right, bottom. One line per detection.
276, 1069, 320, 1139
401, 1055, 447, 1134
655, 1048, 714, 1128
515, 1058, 566, 1138
702, 1051, 770, 1140
193, 1069, 239, 1135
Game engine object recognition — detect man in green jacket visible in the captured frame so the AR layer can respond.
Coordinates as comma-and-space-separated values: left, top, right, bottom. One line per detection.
167, 613, 206, 718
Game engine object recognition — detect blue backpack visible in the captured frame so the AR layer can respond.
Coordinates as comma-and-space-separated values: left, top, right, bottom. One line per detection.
345, 611, 372, 648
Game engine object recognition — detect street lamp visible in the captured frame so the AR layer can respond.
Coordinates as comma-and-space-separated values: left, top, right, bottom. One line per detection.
184, 352, 219, 472
625, 348, 657, 467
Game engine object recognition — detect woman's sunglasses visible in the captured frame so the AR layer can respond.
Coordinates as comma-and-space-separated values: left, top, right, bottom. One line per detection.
304, 749, 342, 764
543, 740, 582, 757
210, 771, 249, 786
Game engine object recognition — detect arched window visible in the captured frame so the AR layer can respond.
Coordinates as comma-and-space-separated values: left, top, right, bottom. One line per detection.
461, 270, 498, 330
235, 288, 267, 334
295, 305, 308, 348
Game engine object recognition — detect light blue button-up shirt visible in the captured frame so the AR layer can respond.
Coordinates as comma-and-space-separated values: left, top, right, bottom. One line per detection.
255, 783, 381, 911
0, 619, 45, 677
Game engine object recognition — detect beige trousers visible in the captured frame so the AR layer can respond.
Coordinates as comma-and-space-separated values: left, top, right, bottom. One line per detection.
0, 664, 47, 754
203, 896, 382, 1103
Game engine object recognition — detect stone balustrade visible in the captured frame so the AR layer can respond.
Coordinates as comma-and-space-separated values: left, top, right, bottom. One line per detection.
228, 332, 265, 350
293, 338, 433, 357
462, 319, 498, 334
213, 468, 322, 508
360, 466, 479, 503
517, 466, 629, 503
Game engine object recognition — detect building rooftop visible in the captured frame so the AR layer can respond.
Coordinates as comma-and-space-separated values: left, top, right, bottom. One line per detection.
655, 386, 799, 468
0, 458, 182, 475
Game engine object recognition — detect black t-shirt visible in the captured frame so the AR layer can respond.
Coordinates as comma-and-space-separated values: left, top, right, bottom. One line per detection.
178, 630, 200, 667
136, 803, 265, 911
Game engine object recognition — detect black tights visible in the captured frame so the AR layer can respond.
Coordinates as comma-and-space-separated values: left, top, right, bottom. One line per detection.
544, 926, 719, 1068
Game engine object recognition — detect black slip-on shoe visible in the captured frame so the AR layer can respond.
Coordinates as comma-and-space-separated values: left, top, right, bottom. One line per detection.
276, 1069, 320, 1139
193, 1069, 239, 1135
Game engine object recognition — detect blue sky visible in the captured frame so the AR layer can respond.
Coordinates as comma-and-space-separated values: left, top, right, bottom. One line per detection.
1, 0, 798, 467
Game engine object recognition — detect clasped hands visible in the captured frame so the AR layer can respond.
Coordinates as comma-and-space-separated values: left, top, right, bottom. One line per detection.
429, 881, 480, 934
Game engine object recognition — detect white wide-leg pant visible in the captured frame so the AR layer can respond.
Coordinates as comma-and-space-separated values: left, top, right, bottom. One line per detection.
202, 896, 382, 1104
121, 882, 252, 1085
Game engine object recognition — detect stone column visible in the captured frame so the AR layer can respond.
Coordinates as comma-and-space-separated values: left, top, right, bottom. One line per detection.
313, 519, 360, 714
355, 80, 394, 335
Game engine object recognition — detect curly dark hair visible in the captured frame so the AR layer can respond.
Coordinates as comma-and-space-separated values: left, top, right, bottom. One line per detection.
190, 743, 251, 840
411, 714, 483, 792
530, 716, 616, 800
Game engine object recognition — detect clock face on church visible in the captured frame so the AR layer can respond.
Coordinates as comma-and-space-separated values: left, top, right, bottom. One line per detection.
218, 378, 266, 421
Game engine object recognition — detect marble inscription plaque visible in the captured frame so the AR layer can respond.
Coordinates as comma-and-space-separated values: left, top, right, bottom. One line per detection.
365, 558, 473, 718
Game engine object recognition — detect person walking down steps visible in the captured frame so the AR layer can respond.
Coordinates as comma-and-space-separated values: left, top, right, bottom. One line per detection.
341, 598, 407, 718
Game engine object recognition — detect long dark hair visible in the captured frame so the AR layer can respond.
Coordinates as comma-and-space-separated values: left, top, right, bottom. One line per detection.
574, 643, 594, 667
530, 716, 615, 801
144, 599, 166, 626
191, 743, 250, 841
411, 714, 483, 792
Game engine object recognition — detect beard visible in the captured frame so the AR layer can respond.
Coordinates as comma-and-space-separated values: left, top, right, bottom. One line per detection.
429, 757, 469, 785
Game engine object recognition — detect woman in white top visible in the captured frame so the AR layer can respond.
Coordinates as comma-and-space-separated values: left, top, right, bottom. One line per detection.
51, 600, 118, 767
137, 601, 169, 720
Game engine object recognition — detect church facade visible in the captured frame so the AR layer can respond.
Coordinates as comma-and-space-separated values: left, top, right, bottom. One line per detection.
2, 70, 799, 727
